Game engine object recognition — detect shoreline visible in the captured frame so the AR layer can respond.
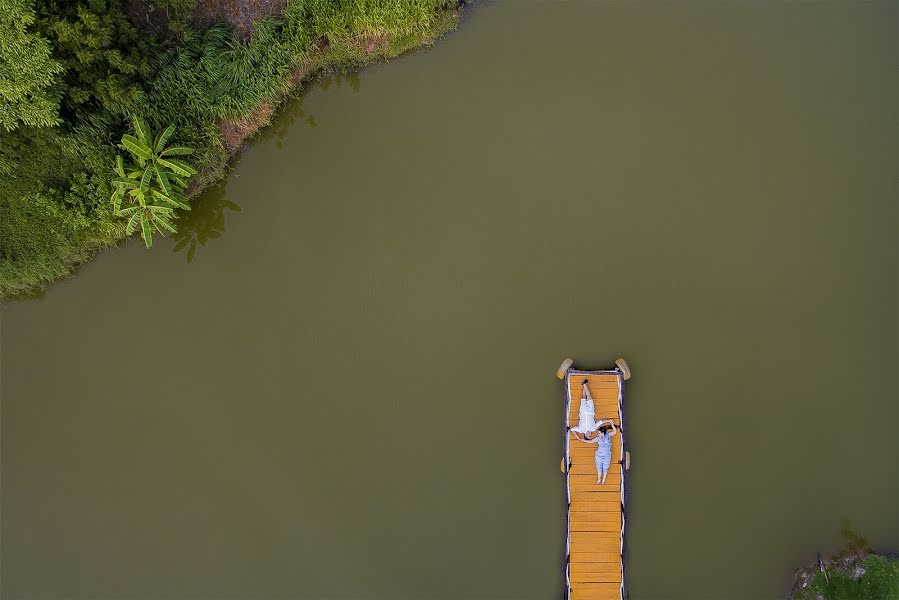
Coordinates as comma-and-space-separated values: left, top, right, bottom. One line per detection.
1, 2, 465, 301
189, 1, 465, 198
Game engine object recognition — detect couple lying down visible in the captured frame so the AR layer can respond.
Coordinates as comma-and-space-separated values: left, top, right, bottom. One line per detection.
570, 379, 618, 484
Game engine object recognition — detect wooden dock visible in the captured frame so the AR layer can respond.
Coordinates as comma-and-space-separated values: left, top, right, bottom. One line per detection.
560, 364, 629, 600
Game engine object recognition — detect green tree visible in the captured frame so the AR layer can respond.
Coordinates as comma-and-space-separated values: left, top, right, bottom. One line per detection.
112, 116, 195, 248
0, 0, 64, 130
33, 0, 151, 117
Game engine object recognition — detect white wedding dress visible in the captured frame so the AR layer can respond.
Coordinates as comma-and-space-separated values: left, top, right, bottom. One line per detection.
571, 396, 600, 434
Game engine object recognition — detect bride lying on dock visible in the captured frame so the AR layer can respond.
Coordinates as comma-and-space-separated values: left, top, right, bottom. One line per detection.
570, 379, 601, 436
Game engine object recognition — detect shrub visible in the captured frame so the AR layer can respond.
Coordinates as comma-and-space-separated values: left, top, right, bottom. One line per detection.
112, 116, 194, 248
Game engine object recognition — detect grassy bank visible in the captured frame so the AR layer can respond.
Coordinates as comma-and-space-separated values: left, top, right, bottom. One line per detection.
1, 0, 462, 300
792, 554, 899, 600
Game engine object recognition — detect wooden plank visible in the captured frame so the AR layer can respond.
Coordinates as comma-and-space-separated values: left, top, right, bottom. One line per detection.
569, 491, 620, 503
569, 468, 622, 478
568, 393, 618, 401
568, 381, 619, 392
571, 522, 621, 532
567, 451, 622, 463
567, 405, 620, 414
568, 395, 619, 405
567, 398, 619, 407
571, 531, 620, 541
568, 396, 619, 406
568, 407, 619, 415
569, 441, 622, 453
568, 457, 622, 469
569, 463, 622, 477
570, 483, 619, 494
569, 537, 621, 548
571, 523, 621, 533
570, 512, 622, 524
569, 470, 621, 480
570, 563, 622, 577
568, 375, 619, 386
570, 374, 619, 382
570, 563, 621, 575
568, 393, 619, 402
567, 462, 621, 474
569, 474, 621, 486
570, 501, 620, 513
568, 434, 622, 446
569, 373, 619, 382
567, 388, 619, 400
571, 376, 618, 383
570, 572, 622, 584
568, 451, 622, 462
568, 448, 622, 462
570, 552, 621, 563
568, 449, 621, 460
568, 540, 621, 554
568, 397, 619, 408
568, 387, 617, 396
570, 511, 620, 522
568, 462, 621, 474
569, 510, 621, 524
569, 384, 619, 393
568, 415, 621, 425
570, 582, 621, 600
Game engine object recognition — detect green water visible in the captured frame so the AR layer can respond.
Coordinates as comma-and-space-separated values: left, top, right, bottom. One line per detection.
2, 2, 897, 598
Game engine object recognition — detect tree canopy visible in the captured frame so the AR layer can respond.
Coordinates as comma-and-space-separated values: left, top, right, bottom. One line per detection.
0, 0, 64, 130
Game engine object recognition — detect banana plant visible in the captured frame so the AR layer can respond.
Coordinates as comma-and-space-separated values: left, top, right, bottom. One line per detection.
111, 116, 196, 248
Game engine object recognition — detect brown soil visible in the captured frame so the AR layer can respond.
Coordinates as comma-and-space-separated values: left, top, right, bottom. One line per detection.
315, 35, 330, 51
191, 0, 287, 41
126, 0, 286, 41
287, 64, 308, 88
217, 103, 275, 154
362, 32, 389, 55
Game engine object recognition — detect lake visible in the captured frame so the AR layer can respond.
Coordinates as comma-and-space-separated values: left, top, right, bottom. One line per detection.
2, 1, 896, 598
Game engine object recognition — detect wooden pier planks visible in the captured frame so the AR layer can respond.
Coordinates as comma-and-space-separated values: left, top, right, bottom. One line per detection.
566, 373, 623, 600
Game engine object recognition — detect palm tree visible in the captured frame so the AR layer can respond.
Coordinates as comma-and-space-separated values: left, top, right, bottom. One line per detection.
111, 116, 196, 248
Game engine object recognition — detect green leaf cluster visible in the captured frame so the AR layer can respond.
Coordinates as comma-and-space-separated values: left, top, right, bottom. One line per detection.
33, 0, 152, 117
0, 0, 64, 130
112, 116, 195, 248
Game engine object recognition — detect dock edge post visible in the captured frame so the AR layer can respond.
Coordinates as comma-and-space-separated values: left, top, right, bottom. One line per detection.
614, 358, 631, 380
556, 358, 574, 380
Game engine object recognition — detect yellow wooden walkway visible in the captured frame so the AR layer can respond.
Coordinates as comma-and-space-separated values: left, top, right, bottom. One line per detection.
564, 373, 625, 600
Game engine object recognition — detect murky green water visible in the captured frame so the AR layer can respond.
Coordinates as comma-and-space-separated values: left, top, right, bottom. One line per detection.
2, 2, 897, 598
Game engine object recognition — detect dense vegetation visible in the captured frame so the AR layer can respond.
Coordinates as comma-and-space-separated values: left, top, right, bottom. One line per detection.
1, 0, 460, 299
797, 554, 899, 600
